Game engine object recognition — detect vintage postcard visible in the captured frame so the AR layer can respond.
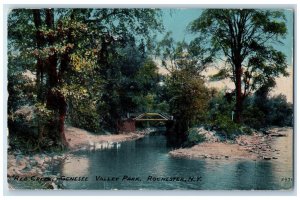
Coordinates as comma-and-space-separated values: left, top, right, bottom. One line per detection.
6, 7, 294, 190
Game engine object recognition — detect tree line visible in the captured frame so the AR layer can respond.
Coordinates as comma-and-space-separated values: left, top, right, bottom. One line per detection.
7, 8, 293, 151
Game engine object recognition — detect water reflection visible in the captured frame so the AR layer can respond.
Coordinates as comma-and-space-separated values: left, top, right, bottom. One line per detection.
59, 131, 293, 190
79, 142, 122, 151
233, 161, 256, 190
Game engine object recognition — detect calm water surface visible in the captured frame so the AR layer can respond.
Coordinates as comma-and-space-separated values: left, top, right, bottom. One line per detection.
59, 131, 293, 190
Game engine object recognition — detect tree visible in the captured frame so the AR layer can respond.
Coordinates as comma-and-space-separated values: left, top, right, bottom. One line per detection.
156, 32, 212, 73
87, 9, 163, 132
266, 94, 293, 126
189, 9, 289, 123
8, 8, 163, 149
166, 69, 210, 136
156, 34, 211, 139
32, 9, 91, 147
8, 9, 101, 146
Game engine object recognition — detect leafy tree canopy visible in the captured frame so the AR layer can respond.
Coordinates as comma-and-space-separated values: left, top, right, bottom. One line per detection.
189, 9, 289, 122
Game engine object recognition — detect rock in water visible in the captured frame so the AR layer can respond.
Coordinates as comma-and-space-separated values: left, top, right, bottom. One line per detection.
263, 156, 271, 160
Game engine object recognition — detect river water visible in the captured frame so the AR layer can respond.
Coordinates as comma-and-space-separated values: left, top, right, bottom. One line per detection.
58, 131, 293, 190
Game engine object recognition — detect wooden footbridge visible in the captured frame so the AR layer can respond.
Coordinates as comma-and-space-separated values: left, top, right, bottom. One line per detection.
134, 113, 173, 121
118, 112, 174, 132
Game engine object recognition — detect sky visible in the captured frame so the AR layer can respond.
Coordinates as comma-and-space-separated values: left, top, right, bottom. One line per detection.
159, 8, 294, 66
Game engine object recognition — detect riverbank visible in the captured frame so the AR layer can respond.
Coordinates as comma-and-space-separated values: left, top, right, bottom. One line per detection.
7, 126, 151, 189
65, 126, 149, 150
169, 127, 292, 160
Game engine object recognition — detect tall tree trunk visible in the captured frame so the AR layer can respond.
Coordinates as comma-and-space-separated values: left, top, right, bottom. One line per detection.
235, 63, 243, 123
45, 9, 68, 147
97, 35, 121, 133
33, 10, 44, 101
33, 10, 46, 148
58, 92, 68, 146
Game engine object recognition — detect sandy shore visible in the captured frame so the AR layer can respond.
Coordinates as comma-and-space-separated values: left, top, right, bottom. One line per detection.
169, 127, 292, 160
65, 126, 146, 150
169, 142, 257, 160
8, 126, 148, 175
7, 126, 149, 189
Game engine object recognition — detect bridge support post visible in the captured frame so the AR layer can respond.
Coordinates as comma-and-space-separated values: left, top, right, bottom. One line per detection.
165, 120, 176, 136
118, 118, 136, 133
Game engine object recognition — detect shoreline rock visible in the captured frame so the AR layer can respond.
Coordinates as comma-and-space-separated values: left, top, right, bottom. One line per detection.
169, 127, 292, 161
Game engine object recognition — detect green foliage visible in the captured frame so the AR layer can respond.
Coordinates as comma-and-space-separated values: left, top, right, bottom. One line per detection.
240, 126, 253, 135
241, 78, 293, 129
8, 106, 35, 136
183, 128, 206, 147
135, 59, 159, 93
208, 88, 293, 133
97, 45, 161, 131
155, 101, 169, 113
209, 68, 230, 81
68, 101, 101, 133
7, 8, 293, 152
34, 103, 55, 124
208, 91, 235, 119
189, 9, 289, 123
8, 103, 54, 135
266, 94, 293, 126
7, 103, 59, 152
156, 33, 213, 137
156, 32, 212, 72
213, 115, 242, 139
166, 69, 210, 134
243, 93, 293, 128
7, 70, 36, 113
207, 91, 242, 138
89, 9, 163, 131
8, 8, 163, 141
242, 105, 266, 129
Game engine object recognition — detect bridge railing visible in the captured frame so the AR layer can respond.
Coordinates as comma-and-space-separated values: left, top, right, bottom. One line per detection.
131, 112, 173, 121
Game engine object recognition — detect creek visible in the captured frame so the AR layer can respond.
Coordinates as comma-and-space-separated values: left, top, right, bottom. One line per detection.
56, 131, 293, 190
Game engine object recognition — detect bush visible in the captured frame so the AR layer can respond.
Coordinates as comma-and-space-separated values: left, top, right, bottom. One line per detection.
213, 115, 242, 139
183, 128, 206, 147
240, 126, 253, 135
243, 94, 293, 128
67, 101, 101, 133
8, 103, 58, 152
266, 94, 293, 126
242, 105, 266, 129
